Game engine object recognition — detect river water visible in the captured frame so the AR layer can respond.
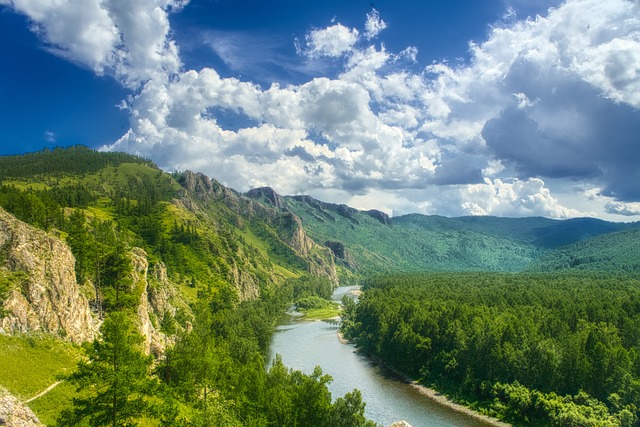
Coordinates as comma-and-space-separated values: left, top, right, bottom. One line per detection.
268, 286, 490, 427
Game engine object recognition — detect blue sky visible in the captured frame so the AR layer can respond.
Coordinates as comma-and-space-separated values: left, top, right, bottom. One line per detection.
1, 0, 639, 221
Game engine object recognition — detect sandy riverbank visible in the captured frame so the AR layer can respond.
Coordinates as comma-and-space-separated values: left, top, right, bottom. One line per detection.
336, 332, 510, 427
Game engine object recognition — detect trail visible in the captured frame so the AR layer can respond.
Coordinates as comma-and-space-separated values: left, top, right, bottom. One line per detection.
24, 381, 62, 404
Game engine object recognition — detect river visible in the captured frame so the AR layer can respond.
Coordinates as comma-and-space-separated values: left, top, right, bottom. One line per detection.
268, 286, 492, 427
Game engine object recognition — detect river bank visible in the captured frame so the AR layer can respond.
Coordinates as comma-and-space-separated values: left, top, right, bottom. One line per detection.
337, 332, 510, 427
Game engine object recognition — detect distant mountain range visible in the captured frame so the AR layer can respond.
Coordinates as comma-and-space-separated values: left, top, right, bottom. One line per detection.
246, 186, 640, 278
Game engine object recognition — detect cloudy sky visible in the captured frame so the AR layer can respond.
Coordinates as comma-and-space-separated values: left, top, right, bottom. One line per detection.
1, 0, 639, 221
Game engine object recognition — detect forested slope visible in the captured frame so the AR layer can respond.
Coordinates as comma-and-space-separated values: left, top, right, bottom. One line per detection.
273, 192, 636, 276
0, 146, 374, 426
529, 228, 640, 273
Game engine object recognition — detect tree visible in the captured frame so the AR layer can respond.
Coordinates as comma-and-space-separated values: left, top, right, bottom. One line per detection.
59, 312, 156, 427
329, 389, 377, 427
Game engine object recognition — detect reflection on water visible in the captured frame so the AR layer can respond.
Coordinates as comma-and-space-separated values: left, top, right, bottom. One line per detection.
268, 286, 489, 427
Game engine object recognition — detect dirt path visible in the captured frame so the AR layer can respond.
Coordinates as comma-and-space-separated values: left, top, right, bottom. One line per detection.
24, 381, 62, 404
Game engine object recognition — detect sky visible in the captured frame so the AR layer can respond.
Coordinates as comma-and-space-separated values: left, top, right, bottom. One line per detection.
1, 0, 639, 221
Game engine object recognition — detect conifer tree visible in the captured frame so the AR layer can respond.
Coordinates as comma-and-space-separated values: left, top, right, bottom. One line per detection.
59, 312, 156, 427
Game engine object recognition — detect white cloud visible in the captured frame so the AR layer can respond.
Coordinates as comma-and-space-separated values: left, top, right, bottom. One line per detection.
302, 23, 359, 58
2, 0, 184, 87
606, 201, 640, 217
364, 9, 387, 40
1, 0, 119, 73
44, 130, 55, 143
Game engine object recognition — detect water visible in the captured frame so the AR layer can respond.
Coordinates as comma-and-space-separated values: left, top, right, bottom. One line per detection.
268, 286, 490, 427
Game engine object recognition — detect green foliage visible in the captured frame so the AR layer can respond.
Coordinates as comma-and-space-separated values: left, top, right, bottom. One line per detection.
296, 295, 333, 310
0, 333, 80, 399
530, 229, 640, 273
289, 275, 334, 300
343, 272, 640, 426
0, 146, 377, 425
282, 196, 638, 279
58, 312, 159, 427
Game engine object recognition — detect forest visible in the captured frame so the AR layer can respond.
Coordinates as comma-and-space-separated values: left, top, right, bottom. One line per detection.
341, 272, 640, 426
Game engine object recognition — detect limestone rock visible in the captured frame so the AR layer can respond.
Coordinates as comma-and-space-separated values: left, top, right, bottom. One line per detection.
0, 386, 44, 427
389, 421, 412, 427
0, 207, 97, 343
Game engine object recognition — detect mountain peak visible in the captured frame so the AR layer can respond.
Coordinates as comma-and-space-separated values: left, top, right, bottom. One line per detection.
245, 187, 286, 210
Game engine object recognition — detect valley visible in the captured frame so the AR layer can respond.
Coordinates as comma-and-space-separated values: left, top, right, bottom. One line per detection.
1, 146, 639, 426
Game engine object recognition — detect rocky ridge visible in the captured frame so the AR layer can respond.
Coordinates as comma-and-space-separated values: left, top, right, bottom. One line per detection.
0, 207, 96, 343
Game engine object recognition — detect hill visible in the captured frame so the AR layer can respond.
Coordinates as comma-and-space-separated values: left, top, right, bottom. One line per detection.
0, 146, 365, 425
244, 188, 637, 277
529, 228, 640, 273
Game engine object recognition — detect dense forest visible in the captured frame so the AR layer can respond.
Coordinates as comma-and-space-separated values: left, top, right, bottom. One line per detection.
0, 146, 375, 426
341, 273, 640, 426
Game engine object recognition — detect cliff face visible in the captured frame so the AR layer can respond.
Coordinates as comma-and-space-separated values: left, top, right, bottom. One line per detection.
179, 172, 338, 287
0, 386, 44, 427
0, 207, 97, 343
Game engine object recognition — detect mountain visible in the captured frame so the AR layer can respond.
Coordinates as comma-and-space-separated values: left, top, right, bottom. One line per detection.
0, 146, 337, 346
2, 146, 639, 425
244, 189, 638, 277
528, 228, 640, 273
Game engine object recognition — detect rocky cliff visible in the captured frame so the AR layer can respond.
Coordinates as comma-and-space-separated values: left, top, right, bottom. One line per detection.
0, 207, 184, 353
0, 207, 96, 343
179, 172, 338, 286
0, 386, 44, 427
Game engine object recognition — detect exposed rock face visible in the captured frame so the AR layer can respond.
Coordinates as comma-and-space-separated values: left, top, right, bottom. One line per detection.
325, 241, 356, 269
180, 171, 338, 287
0, 386, 44, 427
246, 187, 285, 210
0, 207, 97, 343
389, 422, 412, 427
366, 209, 392, 226
129, 248, 175, 356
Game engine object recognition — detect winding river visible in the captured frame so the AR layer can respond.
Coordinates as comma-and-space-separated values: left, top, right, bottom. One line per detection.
268, 286, 492, 427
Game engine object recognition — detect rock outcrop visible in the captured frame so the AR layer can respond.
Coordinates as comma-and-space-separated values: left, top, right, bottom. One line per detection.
0, 386, 44, 427
179, 171, 339, 287
0, 207, 97, 343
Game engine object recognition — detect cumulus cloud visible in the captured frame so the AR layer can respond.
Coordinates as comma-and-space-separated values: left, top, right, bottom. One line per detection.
106, 0, 640, 218
301, 23, 359, 58
6, 0, 640, 219
364, 9, 387, 40
1, 0, 184, 87
606, 202, 640, 217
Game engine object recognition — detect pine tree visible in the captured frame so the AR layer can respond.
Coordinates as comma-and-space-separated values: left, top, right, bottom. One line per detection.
58, 312, 156, 427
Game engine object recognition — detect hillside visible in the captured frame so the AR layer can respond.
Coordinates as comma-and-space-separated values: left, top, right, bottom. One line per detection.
0, 146, 365, 425
244, 189, 638, 277
2, 146, 639, 425
529, 228, 640, 273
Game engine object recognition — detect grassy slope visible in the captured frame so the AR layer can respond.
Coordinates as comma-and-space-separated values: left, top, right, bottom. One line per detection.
0, 334, 82, 425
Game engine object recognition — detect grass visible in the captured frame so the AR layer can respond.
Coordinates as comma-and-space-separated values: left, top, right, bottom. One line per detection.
300, 302, 341, 320
27, 380, 89, 426
0, 333, 81, 400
